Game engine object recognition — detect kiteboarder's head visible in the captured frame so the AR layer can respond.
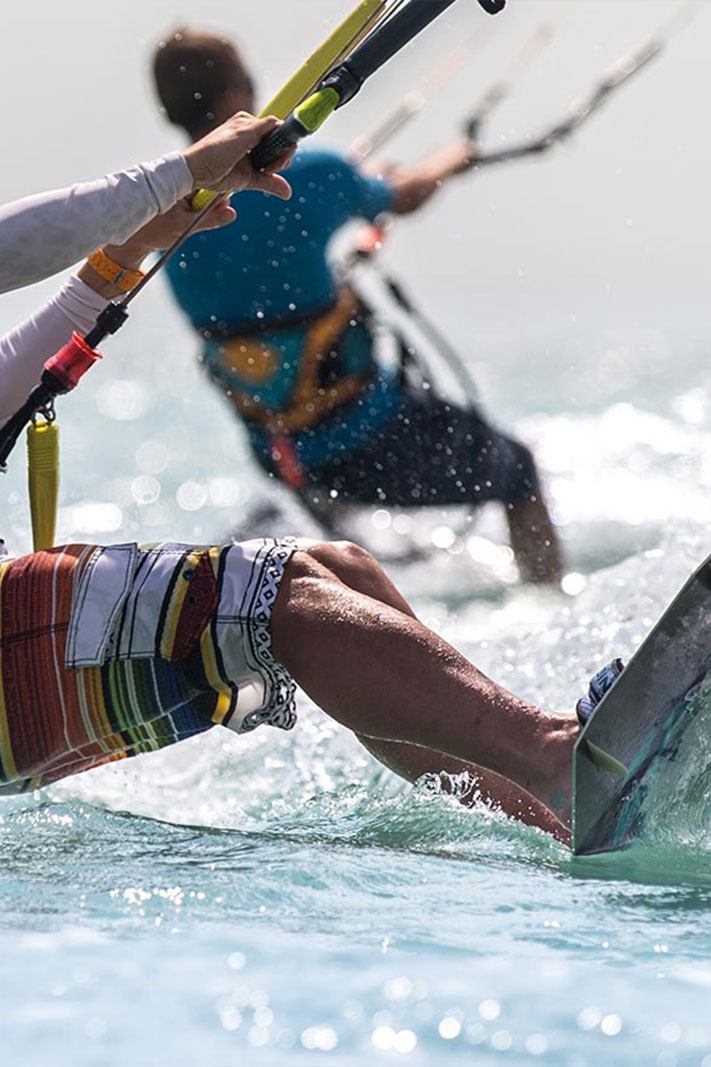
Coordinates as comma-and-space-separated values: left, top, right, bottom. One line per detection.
153, 28, 255, 141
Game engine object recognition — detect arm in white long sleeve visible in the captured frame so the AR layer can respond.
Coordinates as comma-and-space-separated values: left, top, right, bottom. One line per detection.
0, 276, 108, 427
0, 152, 192, 295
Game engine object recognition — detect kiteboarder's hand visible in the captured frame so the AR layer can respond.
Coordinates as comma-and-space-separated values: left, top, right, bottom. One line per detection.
383, 138, 481, 215
107, 197, 237, 263
183, 112, 294, 199
77, 199, 237, 297
448, 137, 480, 174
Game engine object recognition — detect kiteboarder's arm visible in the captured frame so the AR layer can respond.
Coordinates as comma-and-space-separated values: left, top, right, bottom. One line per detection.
0, 277, 109, 427
382, 137, 477, 215
0, 154, 193, 296
0, 199, 238, 427
77, 197, 239, 299
0, 113, 290, 296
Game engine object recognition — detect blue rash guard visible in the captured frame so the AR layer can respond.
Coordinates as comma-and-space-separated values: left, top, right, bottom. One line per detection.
165, 147, 402, 469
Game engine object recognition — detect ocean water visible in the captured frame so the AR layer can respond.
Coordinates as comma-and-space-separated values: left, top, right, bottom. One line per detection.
2, 0, 711, 1056
1, 270, 710, 1067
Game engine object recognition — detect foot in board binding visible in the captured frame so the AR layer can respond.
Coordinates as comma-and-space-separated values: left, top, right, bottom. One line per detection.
576, 658, 625, 726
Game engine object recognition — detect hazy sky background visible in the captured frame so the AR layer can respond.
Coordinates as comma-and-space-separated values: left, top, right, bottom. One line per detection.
0, 0, 708, 340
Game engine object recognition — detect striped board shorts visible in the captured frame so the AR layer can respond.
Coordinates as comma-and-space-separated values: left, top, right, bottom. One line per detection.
0, 538, 297, 795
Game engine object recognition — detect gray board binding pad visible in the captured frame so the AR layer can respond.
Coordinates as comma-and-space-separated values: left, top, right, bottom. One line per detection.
573, 552, 711, 857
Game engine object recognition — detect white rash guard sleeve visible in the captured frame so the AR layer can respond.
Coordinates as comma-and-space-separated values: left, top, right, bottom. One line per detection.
0, 152, 193, 294
0, 276, 108, 427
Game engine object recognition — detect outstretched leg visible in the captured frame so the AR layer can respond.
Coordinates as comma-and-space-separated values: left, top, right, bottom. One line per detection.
291, 540, 569, 842
271, 541, 576, 838
358, 735, 569, 842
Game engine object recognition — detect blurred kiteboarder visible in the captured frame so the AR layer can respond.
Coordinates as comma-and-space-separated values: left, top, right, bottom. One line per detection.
152, 28, 563, 584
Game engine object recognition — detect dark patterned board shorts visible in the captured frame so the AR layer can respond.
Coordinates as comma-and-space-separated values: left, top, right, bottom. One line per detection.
0, 538, 296, 795
300, 390, 540, 509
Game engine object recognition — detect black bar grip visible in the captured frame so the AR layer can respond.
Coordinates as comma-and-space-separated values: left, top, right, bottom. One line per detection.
251, 118, 307, 172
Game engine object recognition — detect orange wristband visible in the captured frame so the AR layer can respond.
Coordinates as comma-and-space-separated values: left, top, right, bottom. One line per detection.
86, 248, 145, 293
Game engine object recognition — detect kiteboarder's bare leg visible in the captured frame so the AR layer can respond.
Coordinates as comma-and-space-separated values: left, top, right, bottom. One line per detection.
506, 493, 564, 586
357, 736, 569, 843
271, 541, 576, 839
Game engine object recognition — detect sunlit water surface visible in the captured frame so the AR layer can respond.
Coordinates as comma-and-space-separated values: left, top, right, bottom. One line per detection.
1, 275, 710, 1066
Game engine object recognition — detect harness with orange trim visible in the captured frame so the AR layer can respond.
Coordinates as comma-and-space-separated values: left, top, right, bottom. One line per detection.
216, 288, 370, 435
206, 287, 376, 489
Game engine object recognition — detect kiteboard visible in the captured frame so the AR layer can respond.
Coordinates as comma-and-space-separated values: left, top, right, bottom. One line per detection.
573, 552, 711, 856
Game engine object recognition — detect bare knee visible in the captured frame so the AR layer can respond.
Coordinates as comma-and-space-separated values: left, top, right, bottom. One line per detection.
276, 540, 369, 605
289, 538, 415, 618
277, 539, 412, 631
276, 540, 387, 615
272, 542, 369, 665
298, 539, 381, 584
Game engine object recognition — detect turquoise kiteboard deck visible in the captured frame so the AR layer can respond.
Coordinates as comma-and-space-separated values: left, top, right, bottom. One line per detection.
573, 552, 711, 856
